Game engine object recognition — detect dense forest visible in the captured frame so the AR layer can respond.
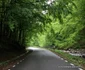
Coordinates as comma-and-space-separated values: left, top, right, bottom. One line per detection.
0, 0, 85, 51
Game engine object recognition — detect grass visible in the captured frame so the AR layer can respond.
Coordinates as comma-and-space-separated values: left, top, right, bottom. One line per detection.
51, 49, 85, 70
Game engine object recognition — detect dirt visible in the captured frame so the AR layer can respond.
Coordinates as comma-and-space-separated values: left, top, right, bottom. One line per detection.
0, 51, 29, 70
82, 64, 85, 70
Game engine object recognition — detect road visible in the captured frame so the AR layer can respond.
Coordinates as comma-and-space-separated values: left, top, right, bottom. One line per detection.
10, 47, 81, 70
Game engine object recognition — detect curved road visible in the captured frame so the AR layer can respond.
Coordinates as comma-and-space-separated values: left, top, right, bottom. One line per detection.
10, 47, 81, 70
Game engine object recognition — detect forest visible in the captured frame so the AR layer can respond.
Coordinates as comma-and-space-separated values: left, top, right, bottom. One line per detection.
0, 0, 85, 52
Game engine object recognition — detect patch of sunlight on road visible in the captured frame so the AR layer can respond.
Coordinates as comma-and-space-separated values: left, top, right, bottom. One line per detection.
26, 47, 45, 51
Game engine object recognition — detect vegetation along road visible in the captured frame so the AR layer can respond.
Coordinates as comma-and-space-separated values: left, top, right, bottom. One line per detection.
0, 0, 85, 70
9, 47, 82, 70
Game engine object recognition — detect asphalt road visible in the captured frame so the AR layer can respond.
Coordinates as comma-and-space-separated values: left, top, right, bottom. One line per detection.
10, 47, 81, 70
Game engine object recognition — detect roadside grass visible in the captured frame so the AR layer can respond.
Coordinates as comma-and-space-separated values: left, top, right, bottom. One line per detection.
51, 49, 85, 70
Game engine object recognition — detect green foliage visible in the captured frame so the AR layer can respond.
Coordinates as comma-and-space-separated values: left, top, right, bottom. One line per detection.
0, 0, 85, 50
28, 0, 85, 50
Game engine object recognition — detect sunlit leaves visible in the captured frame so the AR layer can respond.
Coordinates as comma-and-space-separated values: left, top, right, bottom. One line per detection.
1, 0, 81, 48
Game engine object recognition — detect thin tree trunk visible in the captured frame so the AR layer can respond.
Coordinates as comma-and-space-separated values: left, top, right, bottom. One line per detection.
18, 29, 22, 44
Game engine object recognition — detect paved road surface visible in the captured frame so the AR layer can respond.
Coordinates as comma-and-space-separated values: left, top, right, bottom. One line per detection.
10, 47, 81, 70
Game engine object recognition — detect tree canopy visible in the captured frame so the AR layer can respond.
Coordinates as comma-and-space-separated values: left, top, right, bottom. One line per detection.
0, 0, 85, 50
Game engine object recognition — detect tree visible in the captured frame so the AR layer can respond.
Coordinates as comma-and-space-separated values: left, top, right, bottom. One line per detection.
0, 0, 77, 51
